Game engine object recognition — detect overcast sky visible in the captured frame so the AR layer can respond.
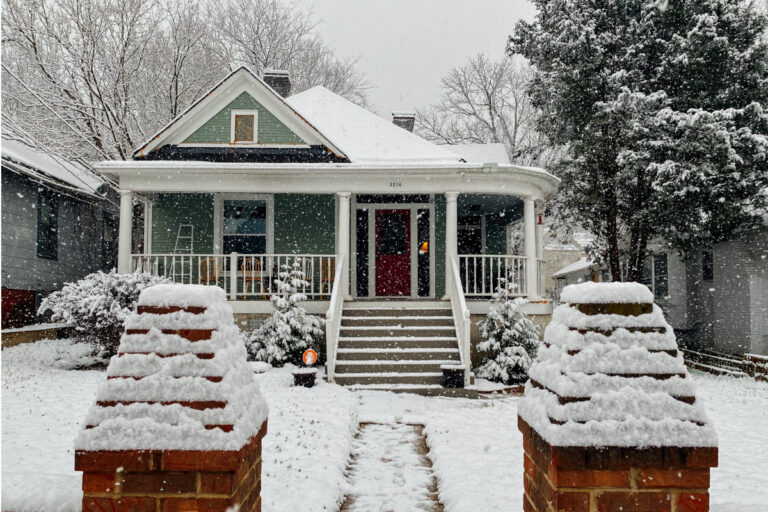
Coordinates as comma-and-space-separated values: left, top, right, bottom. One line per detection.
297, 0, 537, 117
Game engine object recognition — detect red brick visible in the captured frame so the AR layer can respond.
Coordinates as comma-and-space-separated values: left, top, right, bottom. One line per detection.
676, 492, 709, 512
162, 497, 234, 512
556, 468, 630, 488
523, 494, 537, 512
82, 472, 117, 493
122, 471, 196, 494
163, 450, 241, 471
596, 491, 671, 512
75, 450, 152, 472
199, 472, 235, 495
683, 447, 718, 469
83, 496, 156, 512
555, 491, 590, 511
638, 469, 710, 489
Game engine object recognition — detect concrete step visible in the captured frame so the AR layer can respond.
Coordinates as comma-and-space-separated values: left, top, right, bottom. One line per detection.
338, 337, 459, 349
334, 372, 443, 385
339, 326, 456, 338
343, 308, 452, 318
336, 348, 460, 361
341, 316, 455, 327
345, 383, 479, 398
335, 360, 457, 374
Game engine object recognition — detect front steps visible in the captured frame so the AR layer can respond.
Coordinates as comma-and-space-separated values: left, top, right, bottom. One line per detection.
333, 301, 477, 398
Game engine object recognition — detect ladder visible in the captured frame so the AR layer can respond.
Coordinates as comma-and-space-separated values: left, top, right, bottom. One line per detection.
171, 224, 194, 283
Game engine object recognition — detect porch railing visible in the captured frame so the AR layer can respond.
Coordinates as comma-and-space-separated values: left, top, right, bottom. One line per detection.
325, 255, 347, 384
447, 255, 472, 387
131, 253, 336, 300
458, 255, 528, 297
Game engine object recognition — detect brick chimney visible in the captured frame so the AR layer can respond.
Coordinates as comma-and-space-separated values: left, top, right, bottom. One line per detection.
263, 69, 291, 97
392, 112, 416, 132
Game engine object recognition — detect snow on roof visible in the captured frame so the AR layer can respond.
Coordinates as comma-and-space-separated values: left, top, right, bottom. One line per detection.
552, 257, 593, 278
75, 284, 268, 451
447, 143, 510, 164
518, 282, 717, 448
1, 134, 107, 195
287, 86, 463, 164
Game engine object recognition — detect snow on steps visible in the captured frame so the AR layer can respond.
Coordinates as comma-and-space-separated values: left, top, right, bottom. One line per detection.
681, 347, 751, 378
334, 301, 475, 397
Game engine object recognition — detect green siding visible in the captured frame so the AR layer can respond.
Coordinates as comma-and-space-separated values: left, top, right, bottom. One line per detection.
434, 195, 446, 297
485, 215, 508, 254
184, 92, 305, 145
152, 194, 214, 253
274, 194, 335, 254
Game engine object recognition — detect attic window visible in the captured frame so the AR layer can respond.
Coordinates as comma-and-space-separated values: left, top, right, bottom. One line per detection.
231, 110, 258, 143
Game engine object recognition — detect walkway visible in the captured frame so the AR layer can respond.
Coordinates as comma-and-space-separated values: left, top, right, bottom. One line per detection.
340, 422, 444, 512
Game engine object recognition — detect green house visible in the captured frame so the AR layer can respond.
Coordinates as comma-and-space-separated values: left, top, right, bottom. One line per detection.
98, 67, 559, 391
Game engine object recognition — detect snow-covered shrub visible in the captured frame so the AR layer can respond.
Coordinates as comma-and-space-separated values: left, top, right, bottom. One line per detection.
247, 261, 324, 366
38, 270, 170, 358
475, 279, 540, 385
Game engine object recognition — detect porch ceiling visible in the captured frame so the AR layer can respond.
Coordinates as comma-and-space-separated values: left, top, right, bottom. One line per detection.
97, 162, 560, 201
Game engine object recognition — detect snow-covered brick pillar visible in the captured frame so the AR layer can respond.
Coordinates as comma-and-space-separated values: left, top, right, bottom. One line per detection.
74, 284, 268, 512
518, 282, 717, 512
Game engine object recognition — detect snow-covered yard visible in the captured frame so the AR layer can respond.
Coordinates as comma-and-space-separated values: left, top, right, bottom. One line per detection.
2, 339, 768, 512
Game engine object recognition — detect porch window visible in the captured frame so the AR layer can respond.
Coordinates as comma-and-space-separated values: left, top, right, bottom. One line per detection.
223, 200, 267, 254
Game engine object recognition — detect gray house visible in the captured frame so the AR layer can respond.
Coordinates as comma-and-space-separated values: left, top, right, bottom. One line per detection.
1, 133, 119, 328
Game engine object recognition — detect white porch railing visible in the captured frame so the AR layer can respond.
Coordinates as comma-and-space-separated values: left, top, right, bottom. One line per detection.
324, 255, 347, 384
458, 255, 528, 297
447, 255, 472, 387
131, 253, 336, 300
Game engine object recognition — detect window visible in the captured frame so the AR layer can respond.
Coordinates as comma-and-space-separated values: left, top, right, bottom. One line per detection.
231, 110, 257, 143
702, 250, 714, 281
223, 200, 267, 254
37, 189, 58, 260
640, 253, 668, 299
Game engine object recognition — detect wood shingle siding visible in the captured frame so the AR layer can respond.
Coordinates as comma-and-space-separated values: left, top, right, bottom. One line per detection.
183, 92, 306, 145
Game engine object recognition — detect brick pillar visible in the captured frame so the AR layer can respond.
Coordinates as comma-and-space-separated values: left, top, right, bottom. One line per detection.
75, 285, 268, 512
519, 282, 718, 512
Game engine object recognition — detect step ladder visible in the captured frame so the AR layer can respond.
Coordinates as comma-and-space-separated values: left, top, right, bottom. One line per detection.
171, 224, 194, 283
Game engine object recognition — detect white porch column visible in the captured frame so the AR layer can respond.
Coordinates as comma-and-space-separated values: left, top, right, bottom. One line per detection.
117, 190, 134, 274
445, 192, 459, 294
336, 192, 351, 298
524, 196, 539, 298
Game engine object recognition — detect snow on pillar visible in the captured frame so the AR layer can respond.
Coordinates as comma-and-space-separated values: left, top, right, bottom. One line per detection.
117, 190, 134, 274
336, 192, 351, 298
75, 284, 268, 512
518, 282, 718, 512
523, 196, 538, 298
445, 192, 459, 294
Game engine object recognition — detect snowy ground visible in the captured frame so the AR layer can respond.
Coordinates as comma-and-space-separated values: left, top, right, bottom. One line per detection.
2, 339, 767, 512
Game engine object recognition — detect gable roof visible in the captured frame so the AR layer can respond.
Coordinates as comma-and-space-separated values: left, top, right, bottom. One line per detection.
287, 86, 463, 164
1, 133, 108, 196
132, 67, 346, 159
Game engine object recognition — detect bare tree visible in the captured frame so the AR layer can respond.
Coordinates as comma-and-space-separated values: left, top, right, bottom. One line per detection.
416, 54, 548, 165
1, 0, 369, 160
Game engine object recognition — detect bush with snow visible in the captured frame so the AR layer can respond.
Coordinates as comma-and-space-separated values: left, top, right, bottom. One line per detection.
38, 270, 170, 358
247, 261, 324, 366
475, 280, 540, 385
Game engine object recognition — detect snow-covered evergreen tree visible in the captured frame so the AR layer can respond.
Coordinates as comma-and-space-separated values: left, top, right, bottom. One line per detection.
247, 261, 324, 366
475, 280, 540, 385
511, 0, 768, 281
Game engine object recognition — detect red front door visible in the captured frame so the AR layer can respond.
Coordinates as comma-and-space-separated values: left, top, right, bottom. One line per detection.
375, 209, 411, 296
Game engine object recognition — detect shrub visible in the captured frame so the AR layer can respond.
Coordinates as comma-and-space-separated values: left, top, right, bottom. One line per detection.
247, 261, 324, 366
475, 279, 540, 385
38, 270, 170, 358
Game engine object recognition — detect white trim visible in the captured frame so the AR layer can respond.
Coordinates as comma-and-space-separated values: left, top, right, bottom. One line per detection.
215, 193, 274, 255
144, 200, 153, 254
230, 109, 258, 144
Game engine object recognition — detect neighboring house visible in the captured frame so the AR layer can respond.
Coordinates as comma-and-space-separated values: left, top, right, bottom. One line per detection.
662, 230, 768, 357
1, 133, 119, 328
95, 67, 560, 392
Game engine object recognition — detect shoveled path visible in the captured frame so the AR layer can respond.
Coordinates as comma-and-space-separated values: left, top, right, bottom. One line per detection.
340, 422, 444, 512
